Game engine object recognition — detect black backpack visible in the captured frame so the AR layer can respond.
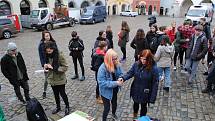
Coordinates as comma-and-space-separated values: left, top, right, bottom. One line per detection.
149, 36, 159, 52
91, 53, 104, 71
26, 98, 48, 121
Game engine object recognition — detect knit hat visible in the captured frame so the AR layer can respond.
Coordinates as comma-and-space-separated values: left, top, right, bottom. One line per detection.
7, 42, 17, 51
44, 41, 56, 50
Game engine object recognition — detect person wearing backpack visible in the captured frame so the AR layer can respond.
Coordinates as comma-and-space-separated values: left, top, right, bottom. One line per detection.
154, 35, 174, 92
118, 21, 130, 63
68, 31, 85, 81
44, 41, 70, 115
183, 25, 208, 86
146, 24, 158, 54
130, 29, 149, 61
91, 41, 107, 104
119, 49, 159, 121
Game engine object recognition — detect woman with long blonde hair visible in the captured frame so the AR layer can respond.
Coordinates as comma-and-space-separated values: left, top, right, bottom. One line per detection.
97, 49, 123, 121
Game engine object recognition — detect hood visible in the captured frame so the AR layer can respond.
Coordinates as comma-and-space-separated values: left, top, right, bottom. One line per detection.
95, 48, 106, 55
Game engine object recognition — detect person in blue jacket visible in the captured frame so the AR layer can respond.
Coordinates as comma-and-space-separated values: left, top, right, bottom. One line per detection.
119, 49, 159, 121
97, 49, 123, 121
38, 31, 57, 98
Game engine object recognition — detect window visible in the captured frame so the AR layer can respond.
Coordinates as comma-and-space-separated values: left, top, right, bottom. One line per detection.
38, 0, 47, 8
41, 10, 48, 19
154, 6, 156, 11
0, 1, 11, 16
0, 19, 12, 25
20, 0, 30, 15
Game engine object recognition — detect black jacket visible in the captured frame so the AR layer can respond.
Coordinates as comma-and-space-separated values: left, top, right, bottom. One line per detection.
1, 52, 29, 85
130, 37, 149, 57
68, 38, 84, 57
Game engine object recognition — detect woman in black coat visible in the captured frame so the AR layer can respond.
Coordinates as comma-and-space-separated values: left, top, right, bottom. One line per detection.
119, 49, 159, 121
130, 29, 149, 61
146, 24, 158, 54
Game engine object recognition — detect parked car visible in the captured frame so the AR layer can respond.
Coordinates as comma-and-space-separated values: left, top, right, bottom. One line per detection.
80, 6, 107, 24
0, 18, 18, 39
120, 11, 138, 17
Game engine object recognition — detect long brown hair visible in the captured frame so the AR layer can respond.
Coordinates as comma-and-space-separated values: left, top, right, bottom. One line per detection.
42, 30, 55, 42
135, 29, 145, 40
121, 21, 130, 32
138, 49, 154, 70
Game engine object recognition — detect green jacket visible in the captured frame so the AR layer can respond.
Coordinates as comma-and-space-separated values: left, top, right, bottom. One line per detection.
47, 52, 68, 86
174, 31, 186, 52
119, 30, 129, 48
0, 105, 5, 121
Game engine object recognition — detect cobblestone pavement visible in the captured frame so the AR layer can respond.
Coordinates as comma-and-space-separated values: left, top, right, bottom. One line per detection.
0, 16, 215, 121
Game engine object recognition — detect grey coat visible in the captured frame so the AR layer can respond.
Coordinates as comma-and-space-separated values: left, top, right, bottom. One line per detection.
185, 33, 208, 61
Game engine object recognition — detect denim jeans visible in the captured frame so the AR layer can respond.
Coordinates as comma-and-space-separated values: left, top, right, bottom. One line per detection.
184, 58, 200, 83
158, 67, 171, 87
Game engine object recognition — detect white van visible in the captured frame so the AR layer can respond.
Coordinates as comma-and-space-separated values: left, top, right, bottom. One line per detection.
186, 5, 214, 25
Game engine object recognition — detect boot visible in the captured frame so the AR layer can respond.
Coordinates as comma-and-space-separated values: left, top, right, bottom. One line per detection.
52, 107, 61, 114
133, 113, 138, 121
42, 92, 46, 99
65, 106, 70, 116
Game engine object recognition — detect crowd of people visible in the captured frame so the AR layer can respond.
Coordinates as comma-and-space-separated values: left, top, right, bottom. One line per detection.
0, 18, 215, 121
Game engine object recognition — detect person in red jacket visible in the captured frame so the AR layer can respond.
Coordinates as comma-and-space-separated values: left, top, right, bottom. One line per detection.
165, 21, 176, 44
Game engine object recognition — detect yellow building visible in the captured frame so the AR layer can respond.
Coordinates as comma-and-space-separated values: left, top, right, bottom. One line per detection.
107, 0, 132, 15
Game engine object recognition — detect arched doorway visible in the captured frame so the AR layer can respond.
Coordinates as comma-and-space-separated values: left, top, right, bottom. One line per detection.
121, 4, 126, 12
112, 5, 117, 15
38, 0, 47, 8
165, 8, 168, 15
68, 1, 75, 8
137, 5, 146, 15
148, 5, 152, 15
81, 1, 90, 8
160, 7, 164, 15
20, 0, 30, 15
180, 0, 193, 17
55, 0, 62, 7
0, 1, 11, 16
95, 1, 103, 6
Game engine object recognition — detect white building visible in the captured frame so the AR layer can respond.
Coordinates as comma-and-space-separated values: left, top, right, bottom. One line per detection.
160, 0, 215, 17
0, 0, 105, 16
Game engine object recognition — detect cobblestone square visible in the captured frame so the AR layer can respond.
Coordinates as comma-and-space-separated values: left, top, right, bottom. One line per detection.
0, 16, 215, 121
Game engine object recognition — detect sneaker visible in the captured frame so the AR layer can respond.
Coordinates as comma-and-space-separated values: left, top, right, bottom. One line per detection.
163, 87, 169, 92
111, 114, 119, 121
181, 70, 188, 74
65, 106, 70, 116
203, 72, 208, 76
79, 76, 85, 81
42, 92, 46, 99
173, 66, 177, 71
52, 107, 61, 114
71, 75, 78, 80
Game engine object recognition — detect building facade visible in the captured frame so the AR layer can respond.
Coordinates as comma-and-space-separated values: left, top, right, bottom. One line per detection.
0, 0, 105, 16
160, 0, 215, 17
106, 0, 160, 15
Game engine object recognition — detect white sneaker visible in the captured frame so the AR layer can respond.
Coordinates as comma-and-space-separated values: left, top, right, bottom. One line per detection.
181, 70, 188, 74
173, 66, 177, 70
